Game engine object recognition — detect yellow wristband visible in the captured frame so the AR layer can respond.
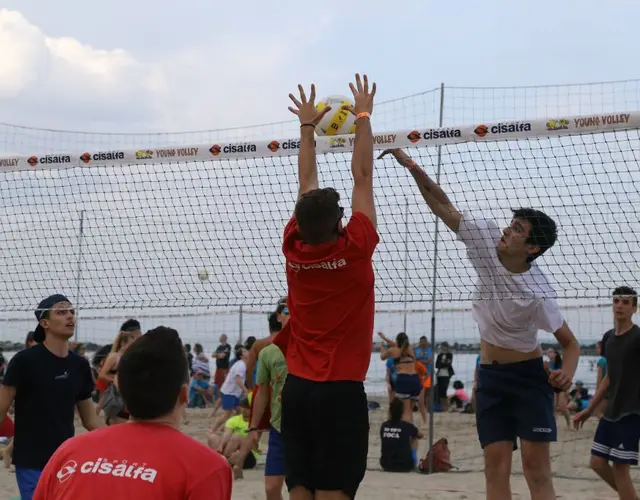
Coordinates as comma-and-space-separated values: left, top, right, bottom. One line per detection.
356, 112, 371, 121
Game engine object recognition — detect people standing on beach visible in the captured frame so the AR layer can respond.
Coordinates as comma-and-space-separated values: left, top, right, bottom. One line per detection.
211, 346, 249, 433
34, 326, 232, 500
435, 343, 455, 412
271, 75, 378, 499
381, 333, 422, 424
0, 295, 103, 500
213, 334, 232, 391
385, 146, 579, 499
98, 331, 135, 425
574, 286, 640, 500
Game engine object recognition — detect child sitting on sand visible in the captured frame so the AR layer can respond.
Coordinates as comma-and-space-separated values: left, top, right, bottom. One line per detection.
448, 381, 471, 412
207, 398, 259, 478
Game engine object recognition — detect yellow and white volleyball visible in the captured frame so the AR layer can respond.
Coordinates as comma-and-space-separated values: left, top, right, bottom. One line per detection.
315, 95, 357, 136
197, 270, 209, 282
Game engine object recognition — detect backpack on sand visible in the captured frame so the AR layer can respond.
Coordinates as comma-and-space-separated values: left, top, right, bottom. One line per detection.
418, 437, 454, 473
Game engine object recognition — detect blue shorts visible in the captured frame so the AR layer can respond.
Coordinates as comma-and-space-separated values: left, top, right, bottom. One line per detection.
476, 357, 556, 449
591, 414, 640, 465
16, 468, 42, 500
394, 373, 421, 401
221, 393, 240, 411
265, 428, 285, 476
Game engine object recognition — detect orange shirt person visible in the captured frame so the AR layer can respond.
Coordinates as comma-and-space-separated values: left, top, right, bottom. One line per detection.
34, 327, 232, 500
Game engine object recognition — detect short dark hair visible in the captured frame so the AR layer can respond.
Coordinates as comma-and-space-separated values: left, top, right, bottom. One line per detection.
118, 326, 188, 420
613, 286, 638, 307
234, 344, 245, 359
419, 335, 427, 341
294, 188, 343, 244
453, 380, 464, 390
244, 336, 257, 350
120, 319, 141, 332
268, 312, 282, 334
389, 397, 403, 421
194, 343, 203, 354
184, 343, 191, 352
511, 208, 558, 262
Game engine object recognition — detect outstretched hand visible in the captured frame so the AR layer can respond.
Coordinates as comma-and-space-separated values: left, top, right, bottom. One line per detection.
288, 84, 331, 126
378, 148, 417, 169
342, 73, 376, 117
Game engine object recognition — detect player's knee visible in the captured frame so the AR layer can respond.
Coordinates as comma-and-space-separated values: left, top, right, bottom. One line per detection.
522, 448, 552, 486
610, 461, 631, 480
484, 446, 511, 482
265, 476, 284, 500
589, 454, 608, 473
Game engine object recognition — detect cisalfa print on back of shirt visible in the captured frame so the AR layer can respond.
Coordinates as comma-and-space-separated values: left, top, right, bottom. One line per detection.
288, 259, 347, 272
56, 457, 158, 484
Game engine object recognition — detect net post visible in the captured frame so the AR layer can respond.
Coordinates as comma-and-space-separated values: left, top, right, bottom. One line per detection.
73, 209, 85, 342
238, 305, 244, 344
428, 82, 446, 474
402, 196, 410, 333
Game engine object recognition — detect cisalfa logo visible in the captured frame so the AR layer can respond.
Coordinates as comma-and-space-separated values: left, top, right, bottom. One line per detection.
209, 145, 222, 156
267, 141, 280, 153
80, 152, 91, 164
407, 131, 421, 143
27, 156, 38, 167
473, 124, 488, 138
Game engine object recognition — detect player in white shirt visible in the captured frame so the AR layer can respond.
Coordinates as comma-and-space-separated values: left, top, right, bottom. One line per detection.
211, 347, 249, 433
383, 148, 580, 500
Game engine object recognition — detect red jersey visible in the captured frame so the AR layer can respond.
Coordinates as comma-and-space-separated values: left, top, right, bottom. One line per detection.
33, 422, 232, 500
274, 211, 379, 382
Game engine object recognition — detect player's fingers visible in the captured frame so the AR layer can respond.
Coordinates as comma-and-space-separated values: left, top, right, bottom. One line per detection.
377, 150, 390, 159
289, 94, 302, 108
349, 82, 357, 99
341, 104, 355, 116
309, 83, 316, 104
318, 106, 332, 119
298, 84, 307, 104
355, 73, 363, 92
288, 106, 300, 116
363, 74, 369, 94
370, 81, 377, 98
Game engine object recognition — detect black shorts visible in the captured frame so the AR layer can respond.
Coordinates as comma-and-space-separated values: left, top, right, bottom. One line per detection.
395, 373, 421, 401
476, 357, 555, 449
281, 374, 369, 499
437, 376, 450, 400
591, 414, 640, 465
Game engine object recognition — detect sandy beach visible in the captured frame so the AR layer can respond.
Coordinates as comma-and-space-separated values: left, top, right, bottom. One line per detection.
0, 407, 627, 499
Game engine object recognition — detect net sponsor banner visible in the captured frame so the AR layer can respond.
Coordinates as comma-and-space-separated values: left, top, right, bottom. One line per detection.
0, 111, 638, 172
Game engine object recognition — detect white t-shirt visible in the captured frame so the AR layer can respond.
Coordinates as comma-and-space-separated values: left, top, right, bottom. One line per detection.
457, 211, 564, 352
220, 360, 246, 398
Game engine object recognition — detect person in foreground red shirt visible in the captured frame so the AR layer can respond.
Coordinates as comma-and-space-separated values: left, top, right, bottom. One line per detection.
34, 326, 232, 500
273, 74, 379, 500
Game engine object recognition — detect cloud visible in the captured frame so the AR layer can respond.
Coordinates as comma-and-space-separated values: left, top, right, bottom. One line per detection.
0, 8, 325, 134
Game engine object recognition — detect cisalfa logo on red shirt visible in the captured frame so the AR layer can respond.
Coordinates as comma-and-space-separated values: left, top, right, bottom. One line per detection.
56, 457, 158, 484
288, 259, 347, 272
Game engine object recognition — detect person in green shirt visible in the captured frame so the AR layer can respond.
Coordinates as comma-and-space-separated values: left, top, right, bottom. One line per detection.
250, 343, 288, 500
207, 398, 258, 475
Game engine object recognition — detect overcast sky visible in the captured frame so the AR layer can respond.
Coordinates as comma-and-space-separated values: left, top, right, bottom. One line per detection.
1, 0, 639, 132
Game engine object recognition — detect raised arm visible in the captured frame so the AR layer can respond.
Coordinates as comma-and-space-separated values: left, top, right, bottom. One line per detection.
287, 84, 332, 201
347, 74, 377, 227
380, 149, 461, 232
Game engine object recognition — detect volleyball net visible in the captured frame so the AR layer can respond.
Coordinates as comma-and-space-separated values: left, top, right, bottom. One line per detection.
1, 81, 639, 479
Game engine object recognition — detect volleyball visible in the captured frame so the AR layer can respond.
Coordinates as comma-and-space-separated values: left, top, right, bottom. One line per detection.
197, 269, 209, 282
315, 95, 357, 136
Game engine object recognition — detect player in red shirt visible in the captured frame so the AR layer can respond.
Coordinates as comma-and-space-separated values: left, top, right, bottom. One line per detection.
272, 74, 379, 500
34, 327, 232, 500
